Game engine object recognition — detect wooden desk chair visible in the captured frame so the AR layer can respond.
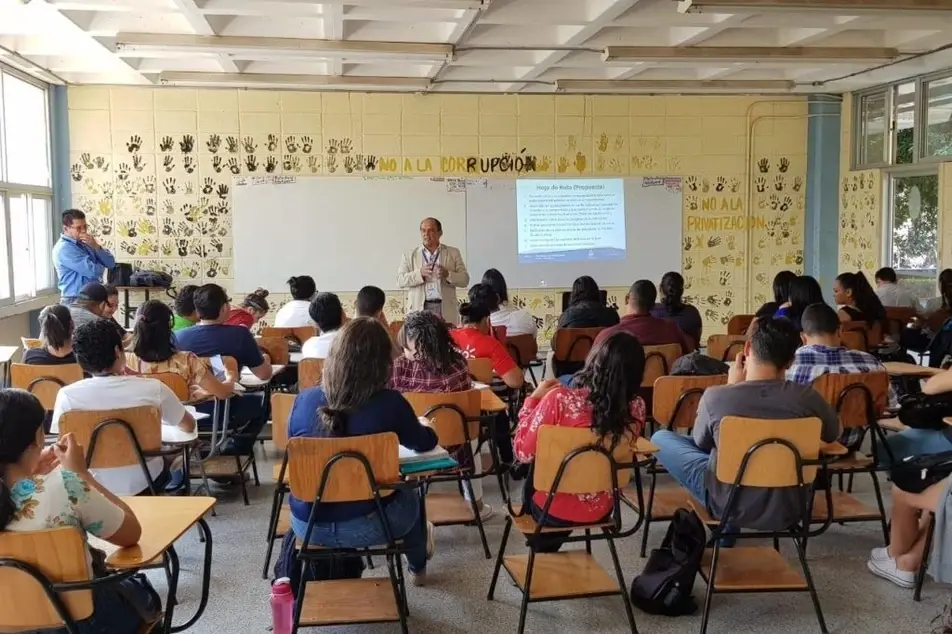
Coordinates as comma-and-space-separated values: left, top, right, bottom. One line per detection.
468, 357, 494, 384
286, 433, 411, 632
11, 363, 83, 410
841, 320, 873, 350
809, 372, 891, 542
20, 337, 42, 350
625, 374, 727, 557
552, 327, 604, 376
298, 358, 324, 389
726, 314, 754, 336
403, 389, 495, 558
506, 334, 541, 385
641, 344, 681, 388
0, 527, 162, 633
706, 334, 746, 362
262, 392, 296, 579
256, 336, 290, 366
885, 307, 917, 340
487, 425, 638, 634
689, 416, 828, 634
147, 372, 190, 402
840, 329, 866, 351
58, 406, 164, 495
259, 326, 318, 345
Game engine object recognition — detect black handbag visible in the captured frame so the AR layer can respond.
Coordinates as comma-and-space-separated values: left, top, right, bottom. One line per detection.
890, 451, 952, 494
897, 392, 952, 431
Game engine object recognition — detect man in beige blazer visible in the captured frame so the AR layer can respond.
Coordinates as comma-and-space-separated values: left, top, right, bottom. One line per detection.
397, 217, 469, 324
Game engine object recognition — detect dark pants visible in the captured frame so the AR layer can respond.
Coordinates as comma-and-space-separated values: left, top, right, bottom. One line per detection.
42, 577, 161, 634
493, 412, 514, 465
135, 467, 170, 496
523, 482, 608, 553
196, 392, 267, 455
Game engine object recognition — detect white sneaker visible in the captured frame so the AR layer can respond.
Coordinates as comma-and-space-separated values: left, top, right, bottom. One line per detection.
403, 556, 427, 587
867, 556, 916, 589
477, 503, 494, 522
425, 521, 435, 561
871, 547, 890, 562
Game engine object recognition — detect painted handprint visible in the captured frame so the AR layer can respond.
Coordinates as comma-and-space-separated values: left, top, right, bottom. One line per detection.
126, 135, 142, 153
206, 134, 221, 154
162, 156, 175, 172
225, 136, 239, 154
757, 158, 770, 173
183, 156, 195, 174
212, 156, 223, 173
780, 196, 792, 212
137, 218, 156, 235
364, 155, 376, 172
684, 256, 693, 271
557, 157, 569, 174
339, 139, 353, 154
729, 177, 740, 193
117, 163, 130, 181
71, 163, 83, 182
265, 156, 277, 173
132, 154, 145, 172
118, 219, 137, 238
686, 196, 698, 211
683, 237, 693, 252
344, 156, 355, 174
285, 136, 298, 153
80, 153, 94, 169
163, 177, 177, 195
727, 234, 736, 249
93, 156, 109, 172
707, 236, 721, 248
715, 176, 726, 192
326, 139, 340, 155
162, 218, 176, 236
686, 176, 698, 192
778, 157, 789, 173
597, 133, 609, 153
702, 255, 716, 271
326, 155, 337, 174
574, 152, 586, 174
205, 259, 220, 278
301, 136, 313, 154
267, 134, 278, 152
179, 134, 194, 154
242, 137, 257, 154
774, 175, 784, 191
309, 156, 321, 173
769, 194, 780, 210
202, 178, 215, 195
216, 184, 229, 200
792, 176, 803, 192
120, 240, 136, 256
159, 136, 174, 152
245, 155, 258, 172
701, 178, 710, 193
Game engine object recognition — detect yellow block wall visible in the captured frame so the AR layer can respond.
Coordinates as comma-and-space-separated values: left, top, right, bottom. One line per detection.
838, 94, 883, 277
67, 88, 809, 340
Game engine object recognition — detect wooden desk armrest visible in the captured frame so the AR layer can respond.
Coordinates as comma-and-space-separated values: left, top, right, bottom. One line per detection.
820, 441, 848, 456
106, 497, 215, 569
634, 437, 659, 455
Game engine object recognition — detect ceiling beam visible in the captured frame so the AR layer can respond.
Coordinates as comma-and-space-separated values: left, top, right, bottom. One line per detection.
556, 78, 796, 91
679, 0, 952, 12
603, 45, 901, 62
158, 71, 430, 89
252, 0, 485, 7
168, 0, 239, 73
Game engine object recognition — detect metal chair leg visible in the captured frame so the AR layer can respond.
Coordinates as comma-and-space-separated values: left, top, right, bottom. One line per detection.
699, 543, 719, 634
517, 547, 537, 634
793, 536, 829, 633
605, 530, 639, 634
915, 514, 936, 602
869, 471, 890, 545
487, 519, 513, 600
464, 477, 492, 559
261, 488, 285, 579
640, 469, 658, 558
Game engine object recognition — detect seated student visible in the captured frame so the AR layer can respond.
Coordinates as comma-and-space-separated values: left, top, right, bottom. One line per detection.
556, 275, 620, 331
174, 284, 272, 456
481, 268, 537, 337
515, 331, 646, 551
651, 317, 839, 530
103, 284, 120, 320
224, 288, 270, 328
651, 271, 702, 349
356, 285, 390, 329
301, 292, 346, 359
23, 304, 76, 365
172, 284, 199, 332
51, 320, 196, 496
773, 275, 826, 332
834, 271, 887, 328
450, 291, 524, 391
288, 318, 437, 585
878, 364, 952, 464
273, 275, 317, 328
69, 282, 119, 332
923, 269, 952, 314
868, 476, 952, 589
595, 279, 695, 353
1, 389, 160, 633
755, 270, 797, 318
787, 303, 896, 452
874, 267, 918, 309
390, 310, 471, 393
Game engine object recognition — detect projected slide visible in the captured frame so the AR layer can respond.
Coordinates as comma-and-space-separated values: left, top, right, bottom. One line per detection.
516, 179, 626, 263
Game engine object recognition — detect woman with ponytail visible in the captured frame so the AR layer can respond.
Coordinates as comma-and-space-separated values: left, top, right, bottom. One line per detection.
1, 388, 154, 633
834, 271, 887, 327
651, 271, 702, 349
286, 317, 438, 585
224, 288, 270, 328
513, 331, 646, 551
24, 304, 76, 365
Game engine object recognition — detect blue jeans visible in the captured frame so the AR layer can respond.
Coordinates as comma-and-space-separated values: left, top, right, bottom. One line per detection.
650, 430, 710, 505
290, 490, 428, 573
196, 392, 267, 455
876, 427, 952, 466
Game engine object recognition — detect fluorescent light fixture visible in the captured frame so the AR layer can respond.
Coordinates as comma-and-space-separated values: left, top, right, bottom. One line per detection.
603, 46, 900, 62
116, 33, 453, 62
158, 71, 430, 90
555, 79, 795, 92
679, 0, 952, 12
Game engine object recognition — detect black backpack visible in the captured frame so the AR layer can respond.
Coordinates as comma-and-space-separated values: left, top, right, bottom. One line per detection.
273, 530, 365, 598
630, 508, 706, 616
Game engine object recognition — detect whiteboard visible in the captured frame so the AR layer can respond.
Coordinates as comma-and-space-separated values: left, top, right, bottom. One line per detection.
232, 175, 681, 293
466, 177, 683, 289
232, 177, 466, 292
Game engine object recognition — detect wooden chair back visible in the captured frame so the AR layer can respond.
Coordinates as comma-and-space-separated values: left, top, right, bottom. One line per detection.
716, 416, 821, 487
533, 426, 633, 495
811, 372, 888, 429
885, 307, 917, 340
403, 390, 481, 447
652, 374, 727, 430
271, 393, 295, 452
841, 320, 879, 350
58, 406, 162, 469
388, 320, 404, 342
840, 330, 866, 351
926, 309, 951, 333
298, 358, 324, 389
553, 327, 604, 363
506, 334, 539, 368
260, 326, 318, 345
11, 363, 83, 410
641, 343, 681, 388
726, 314, 754, 335
706, 334, 746, 362
146, 372, 190, 401
20, 337, 42, 350
492, 325, 508, 342
467, 357, 494, 383
287, 433, 399, 503
0, 527, 93, 630
256, 336, 290, 365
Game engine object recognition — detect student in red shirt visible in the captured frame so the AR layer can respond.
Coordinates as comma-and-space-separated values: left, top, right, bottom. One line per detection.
515, 330, 646, 552
594, 279, 694, 353
450, 287, 524, 390
224, 288, 270, 328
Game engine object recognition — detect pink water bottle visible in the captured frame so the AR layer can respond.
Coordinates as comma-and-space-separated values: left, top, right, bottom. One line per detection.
270, 577, 294, 634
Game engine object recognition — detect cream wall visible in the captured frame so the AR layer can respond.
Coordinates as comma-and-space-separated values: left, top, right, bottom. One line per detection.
838, 93, 883, 278
67, 88, 810, 340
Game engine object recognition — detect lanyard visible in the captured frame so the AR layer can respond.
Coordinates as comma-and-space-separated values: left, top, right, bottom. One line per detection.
422, 248, 440, 267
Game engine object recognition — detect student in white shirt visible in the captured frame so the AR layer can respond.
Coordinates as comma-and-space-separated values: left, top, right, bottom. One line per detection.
481, 268, 537, 337
874, 267, 918, 309
301, 292, 346, 359
50, 319, 196, 496
274, 275, 317, 328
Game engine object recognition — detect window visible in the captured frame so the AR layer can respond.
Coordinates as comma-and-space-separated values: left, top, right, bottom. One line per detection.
924, 75, 952, 159
886, 173, 939, 302
858, 90, 888, 167
0, 64, 54, 304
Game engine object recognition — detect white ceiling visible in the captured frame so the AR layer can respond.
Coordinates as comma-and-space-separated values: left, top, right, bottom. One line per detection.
3, 0, 952, 93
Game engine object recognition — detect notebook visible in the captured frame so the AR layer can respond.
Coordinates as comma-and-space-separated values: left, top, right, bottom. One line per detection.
398, 445, 457, 474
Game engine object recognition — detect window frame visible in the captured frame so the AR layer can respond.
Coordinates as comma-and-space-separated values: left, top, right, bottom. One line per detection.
881, 165, 940, 283
0, 62, 56, 306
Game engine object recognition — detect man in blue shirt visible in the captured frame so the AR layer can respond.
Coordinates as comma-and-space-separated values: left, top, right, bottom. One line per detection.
51, 209, 116, 303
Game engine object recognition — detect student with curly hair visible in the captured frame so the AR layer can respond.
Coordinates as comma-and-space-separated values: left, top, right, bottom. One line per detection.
390, 310, 470, 393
